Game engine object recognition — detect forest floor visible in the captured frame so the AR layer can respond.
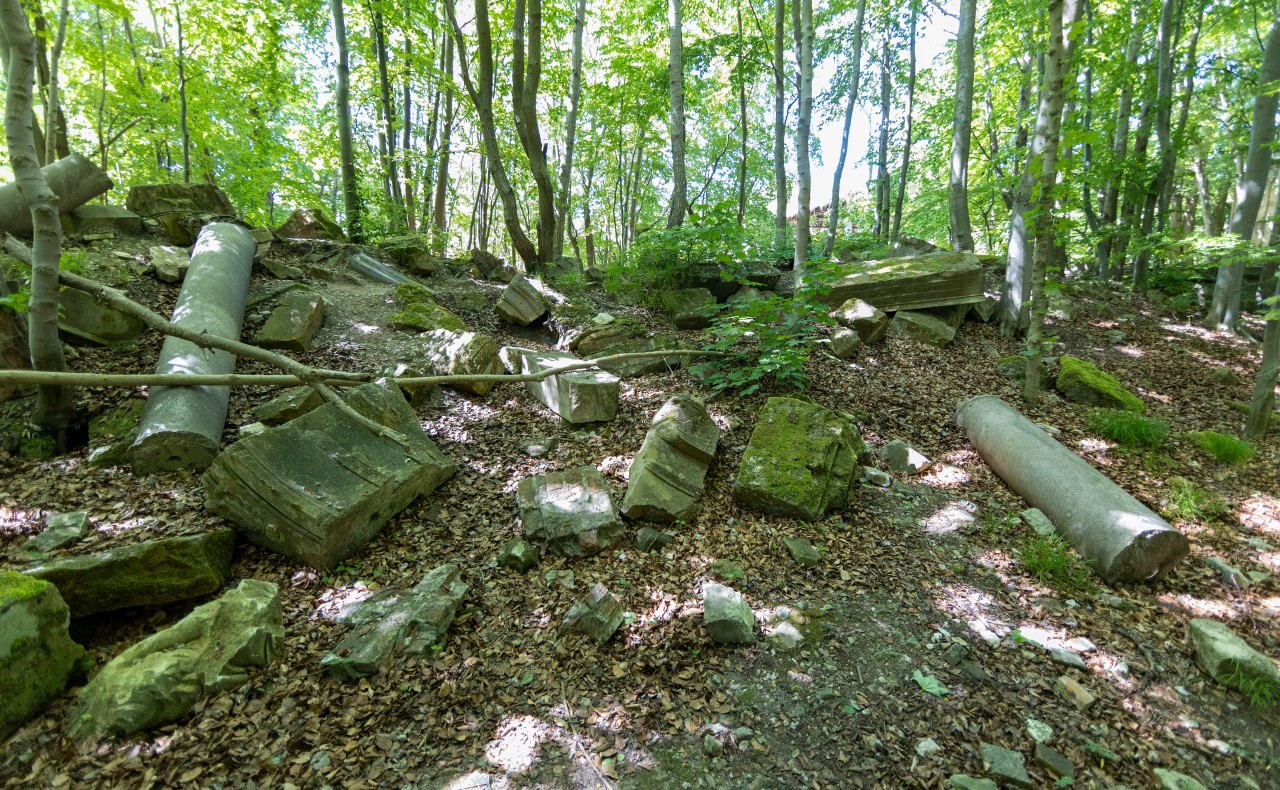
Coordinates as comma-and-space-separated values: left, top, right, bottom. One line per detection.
1, 235, 1278, 790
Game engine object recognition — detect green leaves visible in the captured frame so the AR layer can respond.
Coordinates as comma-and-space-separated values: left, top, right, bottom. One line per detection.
912, 670, 948, 697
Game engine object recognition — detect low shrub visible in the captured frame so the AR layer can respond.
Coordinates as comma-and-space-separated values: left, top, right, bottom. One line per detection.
1088, 410, 1169, 448
1163, 476, 1230, 523
1189, 430, 1255, 465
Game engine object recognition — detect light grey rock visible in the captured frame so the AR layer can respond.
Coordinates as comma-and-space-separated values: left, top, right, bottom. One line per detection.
862, 466, 892, 487
782, 536, 822, 566
502, 346, 619, 423
23, 511, 92, 554
1021, 507, 1057, 537
829, 298, 889, 342
1025, 719, 1054, 744
149, 245, 189, 283
1153, 769, 1209, 790
68, 204, 142, 235
498, 539, 539, 572
703, 582, 754, 644
421, 329, 504, 396
69, 579, 283, 741
948, 776, 998, 790
24, 529, 235, 617
879, 439, 930, 473
979, 742, 1032, 789
561, 583, 624, 644
204, 381, 455, 570
916, 738, 942, 757
661, 287, 717, 330
1054, 675, 1096, 709
321, 564, 467, 681
254, 386, 325, 426
0, 573, 84, 738
826, 327, 861, 359
518, 466, 624, 556
889, 311, 956, 347
1188, 618, 1280, 696
622, 395, 720, 523
1206, 556, 1252, 589
635, 526, 674, 551
496, 273, 551, 326
253, 290, 325, 351
275, 207, 345, 240
522, 435, 557, 458
1049, 648, 1087, 671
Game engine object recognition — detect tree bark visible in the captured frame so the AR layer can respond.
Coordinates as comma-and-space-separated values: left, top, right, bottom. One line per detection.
175, 3, 190, 183
823, 0, 866, 258
42, 0, 67, 167
433, 34, 454, 251
736, 1, 750, 227
1205, 0, 1280, 331
666, 0, 689, 228
370, 4, 404, 231
333, 0, 363, 242
1245, 277, 1280, 440
1096, 6, 1145, 279
773, 0, 787, 250
874, 35, 891, 239
1133, 0, 1179, 291
511, 0, 557, 265
949, 0, 977, 251
554, 0, 586, 260
890, 5, 917, 243
793, 0, 814, 273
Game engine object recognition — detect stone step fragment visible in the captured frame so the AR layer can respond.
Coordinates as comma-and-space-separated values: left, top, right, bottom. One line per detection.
23, 511, 92, 554
274, 207, 345, 240
203, 381, 455, 570
820, 252, 984, 311
518, 466, 624, 556
0, 573, 84, 738
502, 346, 619, 423
1188, 618, 1280, 696
69, 579, 283, 742
68, 205, 142, 236
622, 395, 720, 523
498, 539, 540, 572
889, 310, 957, 347
24, 529, 235, 617
829, 298, 889, 343
254, 386, 325, 426
422, 329, 504, 396
569, 320, 682, 379
782, 536, 822, 566
662, 288, 717, 330
321, 564, 467, 681
561, 583, 624, 644
496, 273, 551, 326
59, 286, 145, 343
253, 291, 325, 351
703, 582, 754, 644
149, 245, 189, 283
979, 742, 1032, 789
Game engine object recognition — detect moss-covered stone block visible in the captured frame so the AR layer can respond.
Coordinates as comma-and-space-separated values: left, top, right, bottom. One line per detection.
390, 283, 467, 333
733, 397, 864, 521
87, 399, 144, 467
1, 572, 85, 738
1055, 355, 1143, 412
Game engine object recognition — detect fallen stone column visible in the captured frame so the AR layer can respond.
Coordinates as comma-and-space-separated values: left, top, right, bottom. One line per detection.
128, 223, 255, 473
954, 395, 1189, 583
0, 153, 113, 234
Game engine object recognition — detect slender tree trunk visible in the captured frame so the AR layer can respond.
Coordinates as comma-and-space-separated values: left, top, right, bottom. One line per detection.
175, 3, 190, 183
794, 0, 814, 273
666, 0, 688, 228
1112, 76, 1156, 279
402, 9, 415, 234
512, 0, 557, 265
554, 0, 586, 260
773, 0, 787, 250
0, 0, 71, 429
736, 2, 749, 227
823, 0, 866, 258
1246, 277, 1280, 439
1133, 0, 1179, 290
333, 0, 362, 241
891, 5, 917, 243
949, 0, 977, 251
43, 0, 67, 166
874, 36, 890, 239
1096, 7, 1145, 279
583, 158, 596, 268
371, 5, 404, 230
1206, 0, 1280, 331
433, 34, 454, 249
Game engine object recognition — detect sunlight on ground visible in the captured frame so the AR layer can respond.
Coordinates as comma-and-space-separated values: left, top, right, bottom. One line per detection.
933, 584, 1011, 645
353, 322, 380, 334
920, 465, 971, 488
1077, 437, 1113, 464
920, 500, 978, 534
312, 581, 377, 622
1155, 593, 1238, 620
1114, 346, 1146, 359
599, 454, 631, 480
486, 715, 552, 774
443, 771, 511, 789
0, 506, 42, 537
1237, 494, 1280, 535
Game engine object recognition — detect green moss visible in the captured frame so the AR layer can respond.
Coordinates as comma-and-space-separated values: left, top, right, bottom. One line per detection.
1088, 410, 1168, 448
837, 252, 978, 283
1189, 431, 1255, 465
0, 571, 50, 601
18, 435, 56, 460
89, 400, 144, 442
1056, 355, 1144, 412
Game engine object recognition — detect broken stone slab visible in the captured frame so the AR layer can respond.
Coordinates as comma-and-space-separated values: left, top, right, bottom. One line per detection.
86, 399, 144, 467
622, 395, 720, 523
635, 526, 674, 551
129, 223, 256, 474
321, 564, 467, 681
568, 320, 682, 378
254, 386, 325, 426
204, 381, 454, 570
733, 397, 865, 521
782, 536, 822, 566
662, 287, 717, 330
59, 286, 145, 342
686, 260, 781, 301
24, 529, 234, 617
1205, 556, 1252, 589
390, 284, 467, 333
878, 439, 930, 473
971, 295, 998, 323
1054, 675, 1096, 709
127, 182, 235, 217
501, 346, 619, 423
470, 248, 509, 280
23, 511, 91, 554
955, 395, 1188, 583
67, 205, 143, 236
823, 328, 860, 359
498, 539, 539, 572
889, 310, 957, 347
496, 273, 551, 326
561, 583, 624, 644
0, 154, 113, 234
1152, 769, 1209, 790
69, 579, 283, 742
1055, 355, 1144, 412
421, 329, 504, 396
149, 245, 189, 283
378, 235, 438, 274
1020, 508, 1056, 537
274, 207, 345, 240
0, 573, 84, 739
517, 465, 625, 557
1188, 618, 1280, 697
252, 290, 325, 351
820, 252, 985, 311
979, 742, 1032, 789
947, 776, 998, 790
829, 298, 889, 343
347, 251, 417, 285
703, 582, 754, 644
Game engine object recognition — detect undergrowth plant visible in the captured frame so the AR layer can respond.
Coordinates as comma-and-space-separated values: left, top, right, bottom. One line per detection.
1088, 410, 1169, 448
1020, 533, 1094, 595
1224, 659, 1280, 708
1189, 430, 1255, 465
1163, 476, 1230, 523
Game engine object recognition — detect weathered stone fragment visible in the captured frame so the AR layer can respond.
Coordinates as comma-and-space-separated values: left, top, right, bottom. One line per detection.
390, 284, 467, 333
662, 288, 717, 330
149, 245, 189, 283
782, 536, 822, 566
569, 320, 682, 378
498, 539, 540, 572
1189, 618, 1280, 696
0, 573, 84, 738
23, 511, 92, 554
820, 252, 984, 311
687, 260, 781, 301
1055, 356, 1144, 412
996, 355, 1053, 389
86, 399, 144, 467
254, 386, 325, 426
561, 583, 624, 644
518, 466, 624, 556
703, 582, 754, 644
69, 205, 142, 235
127, 183, 235, 217
347, 251, 417, 285
829, 298, 889, 342
979, 742, 1032, 789
0, 154, 113, 234
1021, 508, 1056, 537
253, 291, 325, 351
502, 346, 619, 423
733, 397, 864, 521
470, 248, 509, 280
878, 439, 931, 473
635, 527, 674, 551
889, 310, 957, 347
421, 330, 504, 396
496, 273, 551, 326
274, 207, 345, 240
825, 328, 860, 359
69, 579, 283, 742
971, 295, 998, 323
203, 381, 455, 570
1033, 743, 1075, 779
1054, 675, 1096, 709
622, 395, 720, 523
59, 286, 144, 342
321, 564, 467, 681
378, 235, 437, 274
25, 530, 234, 617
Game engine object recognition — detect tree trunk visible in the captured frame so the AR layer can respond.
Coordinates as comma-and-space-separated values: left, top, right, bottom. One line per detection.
175, 3, 190, 183
511, 0, 557, 265
666, 0, 688, 228
1205, 0, 1280, 331
949, 0, 977, 251
1246, 277, 1280, 440
0, 0, 71, 429
553, 0, 586, 260
736, 2, 749, 227
1096, 7, 1145, 279
773, 0, 787, 250
890, 6, 917, 243
1112, 76, 1156, 280
402, 13, 415, 233
333, 0, 362, 242
371, 5, 403, 231
1133, 0, 1179, 291
42, 0, 67, 166
874, 35, 890, 239
793, 0, 813, 273
433, 34, 454, 250
582, 157, 596, 268
822, 0, 866, 258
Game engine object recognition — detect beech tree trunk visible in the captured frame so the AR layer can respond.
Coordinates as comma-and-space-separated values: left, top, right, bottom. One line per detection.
553, 0, 586, 260
793, 0, 813, 273
874, 35, 890, 239
433, 34, 454, 250
773, 0, 787, 250
890, 6, 917, 243
512, 0, 557, 265
823, 0, 866, 258
666, 0, 688, 228
1246, 276, 1280, 440
949, 0, 976, 251
43, 0, 67, 167
333, 0, 363, 242
1096, 6, 1145, 279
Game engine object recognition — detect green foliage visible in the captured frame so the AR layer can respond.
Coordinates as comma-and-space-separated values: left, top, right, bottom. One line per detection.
58, 251, 87, 276
1224, 660, 1280, 708
1087, 410, 1169, 448
1163, 476, 1230, 523
912, 669, 948, 698
0, 288, 29, 313
1189, 431, 1255, 465
1020, 533, 1094, 595
829, 230, 890, 262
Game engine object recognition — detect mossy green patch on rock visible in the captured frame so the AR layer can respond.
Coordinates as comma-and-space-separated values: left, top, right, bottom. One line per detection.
0, 571, 49, 600
19, 434, 57, 460
1, 571, 84, 738
391, 283, 465, 333
1055, 355, 1144, 412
